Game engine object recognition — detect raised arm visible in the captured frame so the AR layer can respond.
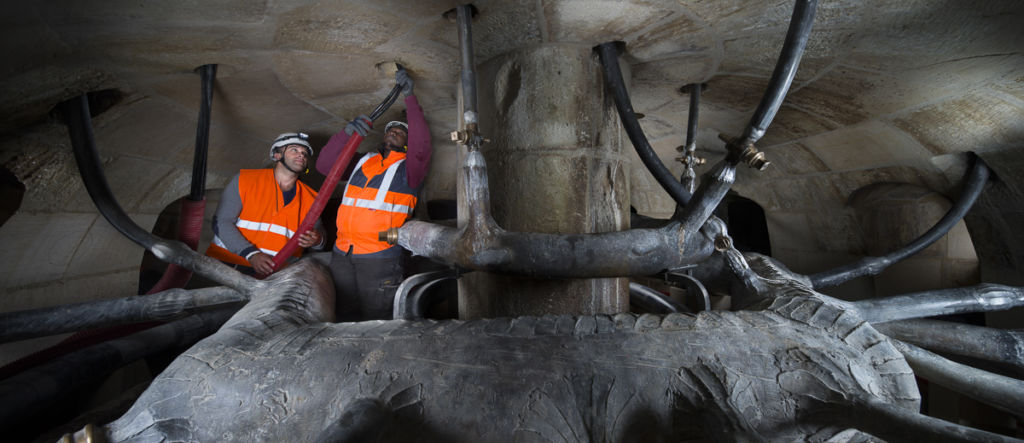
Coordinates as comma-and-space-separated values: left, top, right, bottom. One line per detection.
404, 95, 432, 189
316, 129, 352, 177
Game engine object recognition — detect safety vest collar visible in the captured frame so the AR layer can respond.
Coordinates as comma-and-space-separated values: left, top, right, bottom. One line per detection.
342, 153, 411, 215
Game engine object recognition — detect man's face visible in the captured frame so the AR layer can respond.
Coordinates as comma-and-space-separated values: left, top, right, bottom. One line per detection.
277, 145, 310, 171
383, 126, 408, 150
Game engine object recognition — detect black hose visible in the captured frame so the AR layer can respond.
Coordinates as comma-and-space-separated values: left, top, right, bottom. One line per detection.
369, 81, 403, 122
62, 95, 159, 250
629, 283, 687, 314
457, 5, 478, 120
810, 155, 990, 288
190, 64, 216, 201
740, 0, 818, 145
0, 309, 233, 429
874, 319, 1024, 372
0, 286, 245, 343
850, 283, 1023, 324
597, 42, 693, 207
685, 84, 700, 148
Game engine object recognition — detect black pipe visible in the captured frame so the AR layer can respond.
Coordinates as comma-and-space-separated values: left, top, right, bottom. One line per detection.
63, 95, 157, 249
892, 340, 1024, 418
739, 0, 818, 146
407, 275, 458, 319
851, 283, 1024, 323
190, 64, 216, 201
457, 4, 478, 125
678, 159, 737, 234
854, 396, 1021, 443
0, 286, 245, 343
685, 84, 700, 148
662, 272, 711, 312
874, 319, 1024, 371
629, 283, 687, 314
0, 309, 233, 429
313, 398, 391, 443
598, 42, 693, 207
62, 93, 256, 292
393, 270, 458, 320
810, 155, 991, 288
369, 77, 403, 122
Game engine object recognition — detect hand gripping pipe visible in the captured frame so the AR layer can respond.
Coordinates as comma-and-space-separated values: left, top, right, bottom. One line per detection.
145, 64, 216, 294
810, 155, 991, 289
62, 94, 255, 293
269, 74, 404, 273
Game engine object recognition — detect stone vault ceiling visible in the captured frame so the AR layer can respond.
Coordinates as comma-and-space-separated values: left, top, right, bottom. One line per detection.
0, 0, 1022, 313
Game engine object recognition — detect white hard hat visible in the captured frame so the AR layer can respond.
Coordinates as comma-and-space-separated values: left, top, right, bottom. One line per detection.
270, 132, 313, 160
384, 121, 408, 134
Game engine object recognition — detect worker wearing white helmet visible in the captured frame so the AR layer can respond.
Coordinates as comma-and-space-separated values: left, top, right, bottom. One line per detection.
316, 69, 433, 321
206, 132, 326, 276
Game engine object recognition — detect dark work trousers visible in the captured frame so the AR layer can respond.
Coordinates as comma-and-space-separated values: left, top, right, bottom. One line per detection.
329, 250, 404, 322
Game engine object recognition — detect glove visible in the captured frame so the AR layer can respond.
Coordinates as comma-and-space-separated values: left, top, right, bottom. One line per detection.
344, 115, 371, 137
396, 70, 414, 96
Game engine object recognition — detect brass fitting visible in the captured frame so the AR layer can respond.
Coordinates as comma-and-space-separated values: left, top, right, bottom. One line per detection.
449, 127, 489, 150
449, 130, 469, 144
714, 235, 733, 252
739, 146, 770, 170
721, 134, 770, 171
61, 424, 103, 443
676, 155, 706, 166
379, 227, 399, 245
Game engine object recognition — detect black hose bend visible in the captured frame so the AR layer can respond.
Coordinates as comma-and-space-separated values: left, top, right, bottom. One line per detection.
597, 42, 693, 208
63, 95, 159, 249
810, 154, 991, 289
740, 0, 818, 146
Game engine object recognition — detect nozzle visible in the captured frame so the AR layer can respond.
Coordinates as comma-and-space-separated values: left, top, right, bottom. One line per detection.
375, 61, 403, 76
379, 228, 399, 245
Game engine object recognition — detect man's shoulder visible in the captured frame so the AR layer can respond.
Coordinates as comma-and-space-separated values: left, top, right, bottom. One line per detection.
238, 168, 273, 180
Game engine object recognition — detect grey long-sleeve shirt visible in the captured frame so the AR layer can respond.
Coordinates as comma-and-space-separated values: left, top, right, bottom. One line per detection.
212, 173, 325, 260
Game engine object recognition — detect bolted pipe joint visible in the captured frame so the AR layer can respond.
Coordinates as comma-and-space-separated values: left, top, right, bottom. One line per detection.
720, 133, 770, 170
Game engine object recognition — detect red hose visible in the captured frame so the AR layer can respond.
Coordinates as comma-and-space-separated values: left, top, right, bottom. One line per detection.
269, 133, 366, 273
145, 198, 206, 294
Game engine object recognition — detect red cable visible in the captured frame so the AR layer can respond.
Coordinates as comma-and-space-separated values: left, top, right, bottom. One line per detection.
269, 133, 366, 273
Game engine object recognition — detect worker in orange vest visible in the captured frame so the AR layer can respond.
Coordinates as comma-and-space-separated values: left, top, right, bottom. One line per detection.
207, 132, 326, 276
316, 70, 432, 321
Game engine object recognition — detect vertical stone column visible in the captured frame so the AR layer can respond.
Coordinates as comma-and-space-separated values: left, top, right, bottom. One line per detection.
459, 44, 630, 319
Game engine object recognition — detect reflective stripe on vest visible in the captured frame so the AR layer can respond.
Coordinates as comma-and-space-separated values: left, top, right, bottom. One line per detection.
335, 152, 419, 254
234, 218, 296, 239
204, 168, 317, 266
340, 155, 411, 215
212, 234, 279, 256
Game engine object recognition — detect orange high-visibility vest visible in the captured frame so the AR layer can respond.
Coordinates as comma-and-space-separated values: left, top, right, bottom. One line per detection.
207, 169, 317, 266
335, 151, 418, 254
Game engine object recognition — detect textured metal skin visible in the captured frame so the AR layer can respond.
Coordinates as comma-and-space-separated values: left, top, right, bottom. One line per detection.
103, 259, 921, 442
